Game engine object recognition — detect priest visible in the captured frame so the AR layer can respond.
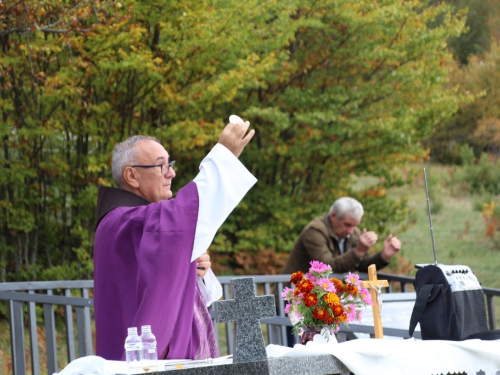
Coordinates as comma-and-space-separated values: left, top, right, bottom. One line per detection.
93, 120, 256, 360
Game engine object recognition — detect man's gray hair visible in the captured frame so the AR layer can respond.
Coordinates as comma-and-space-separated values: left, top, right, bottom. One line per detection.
329, 197, 364, 220
112, 135, 160, 188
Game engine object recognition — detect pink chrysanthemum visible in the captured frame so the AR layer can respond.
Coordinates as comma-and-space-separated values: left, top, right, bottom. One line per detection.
284, 303, 291, 314
305, 272, 317, 282
282, 287, 293, 301
344, 304, 357, 323
309, 260, 332, 274
316, 278, 336, 293
345, 272, 360, 285
360, 288, 373, 305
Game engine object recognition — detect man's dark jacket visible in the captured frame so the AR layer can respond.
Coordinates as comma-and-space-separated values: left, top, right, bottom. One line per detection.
281, 214, 389, 274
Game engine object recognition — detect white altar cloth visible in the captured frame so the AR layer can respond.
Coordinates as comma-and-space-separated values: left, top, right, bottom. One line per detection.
266, 337, 500, 375
54, 338, 500, 374
54, 355, 232, 374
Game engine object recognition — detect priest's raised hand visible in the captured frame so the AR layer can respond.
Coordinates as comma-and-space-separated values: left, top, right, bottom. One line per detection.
218, 120, 255, 157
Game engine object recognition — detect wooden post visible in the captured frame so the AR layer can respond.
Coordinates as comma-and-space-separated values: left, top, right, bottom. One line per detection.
361, 264, 389, 339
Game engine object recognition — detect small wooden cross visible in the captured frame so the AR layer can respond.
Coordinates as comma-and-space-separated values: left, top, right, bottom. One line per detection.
361, 264, 389, 339
213, 277, 276, 363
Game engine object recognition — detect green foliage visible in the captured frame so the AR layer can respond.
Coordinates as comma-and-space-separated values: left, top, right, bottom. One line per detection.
421, 166, 444, 214
429, 196, 444, 215
459, 144, 475, 165
0, 0, 467, 279
472, 190, 496, 212
452, 154, 500, 195
427, 42, 500, 163
439, 0, 500, 64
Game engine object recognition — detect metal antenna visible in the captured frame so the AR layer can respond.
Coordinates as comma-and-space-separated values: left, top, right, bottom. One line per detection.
423, 168, 438, 266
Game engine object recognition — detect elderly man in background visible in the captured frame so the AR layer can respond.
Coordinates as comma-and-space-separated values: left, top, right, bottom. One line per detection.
281, 197, 401, 275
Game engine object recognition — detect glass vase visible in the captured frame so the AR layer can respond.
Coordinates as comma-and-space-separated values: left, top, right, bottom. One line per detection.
300, 325, 323, 345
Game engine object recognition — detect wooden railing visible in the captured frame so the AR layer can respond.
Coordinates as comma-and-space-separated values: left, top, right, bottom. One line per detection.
0, 273, 498, 375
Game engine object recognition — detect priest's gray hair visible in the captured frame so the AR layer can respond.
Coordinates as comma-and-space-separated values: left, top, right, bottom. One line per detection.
329, 197, 364, 220
112, 135, 161, 188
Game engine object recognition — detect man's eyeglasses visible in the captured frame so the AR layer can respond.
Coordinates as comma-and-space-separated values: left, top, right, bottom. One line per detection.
131, 160, 175, 175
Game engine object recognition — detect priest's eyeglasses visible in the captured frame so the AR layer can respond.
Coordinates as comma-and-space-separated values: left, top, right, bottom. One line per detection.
131, 160, 175, 175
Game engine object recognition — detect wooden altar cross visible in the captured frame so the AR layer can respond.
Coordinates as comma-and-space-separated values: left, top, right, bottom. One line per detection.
361, 264, 389, 339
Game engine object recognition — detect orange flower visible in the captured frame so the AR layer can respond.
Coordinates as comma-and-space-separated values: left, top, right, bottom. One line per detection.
324, 292, 340, 307
330, 278, 344, 292
303, 293, 318, 307
299, 279, 314, 293
290, 271, 304, 284
313, 307, 327, 320
332, 303, 344, 317
323, 314, 335, 324
345, 284, 359, 296
339, 313, 348, 322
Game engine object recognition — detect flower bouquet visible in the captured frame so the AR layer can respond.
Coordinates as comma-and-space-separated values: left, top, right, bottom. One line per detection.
282, 260, 373, 342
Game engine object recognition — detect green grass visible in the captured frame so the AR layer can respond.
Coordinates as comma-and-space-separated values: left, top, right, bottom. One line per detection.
377, 163, 500, 326
383, 164, 500, 288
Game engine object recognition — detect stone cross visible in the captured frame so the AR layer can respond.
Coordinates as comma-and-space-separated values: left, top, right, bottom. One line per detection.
361, 264, 389, 339
213, 277, 276, 363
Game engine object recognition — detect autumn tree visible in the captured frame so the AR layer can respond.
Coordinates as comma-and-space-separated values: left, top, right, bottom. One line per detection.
436, 0, 500, 64
427, 42, 500, 163
0, 0, 465, 280
209, 0, 466, 273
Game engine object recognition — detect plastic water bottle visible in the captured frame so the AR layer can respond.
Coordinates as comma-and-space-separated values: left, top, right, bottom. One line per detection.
140, 325, 158, 371
124, 327, 142, 369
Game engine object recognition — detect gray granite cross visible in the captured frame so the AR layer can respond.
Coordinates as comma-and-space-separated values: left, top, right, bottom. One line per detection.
213, 277, 276, 363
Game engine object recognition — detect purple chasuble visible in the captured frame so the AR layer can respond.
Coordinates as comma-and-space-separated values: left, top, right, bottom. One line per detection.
94, 182, 218, 360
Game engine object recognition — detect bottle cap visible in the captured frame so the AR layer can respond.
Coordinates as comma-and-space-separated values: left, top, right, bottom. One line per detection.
127, 327, 138, 335
141, 325, 151, 333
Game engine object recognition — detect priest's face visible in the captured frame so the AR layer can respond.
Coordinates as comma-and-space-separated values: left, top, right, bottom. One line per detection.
330, 212, 361, 239
133, 140, 176, 202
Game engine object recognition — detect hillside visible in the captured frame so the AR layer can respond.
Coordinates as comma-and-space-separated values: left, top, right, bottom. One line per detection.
386, 164, 499, 290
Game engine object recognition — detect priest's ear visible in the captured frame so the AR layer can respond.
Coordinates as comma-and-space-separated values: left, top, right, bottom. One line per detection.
122, 166, 140, 189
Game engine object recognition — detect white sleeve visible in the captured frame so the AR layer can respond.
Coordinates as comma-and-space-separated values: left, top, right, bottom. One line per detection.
191, 143, 257, 262
196, 270, 223, 307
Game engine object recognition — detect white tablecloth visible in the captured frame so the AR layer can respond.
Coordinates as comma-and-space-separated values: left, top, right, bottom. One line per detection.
267, 337, 500, 375
54, 356, 231, 374
55, 337, 500, 375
